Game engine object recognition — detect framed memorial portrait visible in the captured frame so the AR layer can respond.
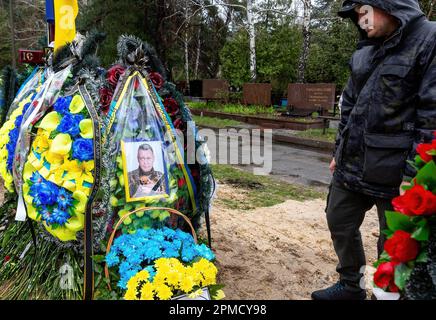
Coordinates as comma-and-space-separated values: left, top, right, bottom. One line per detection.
121, 140, 170, 202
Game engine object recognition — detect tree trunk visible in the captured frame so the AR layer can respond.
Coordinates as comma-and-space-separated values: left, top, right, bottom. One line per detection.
9, 0, 16, 69
246, 0, 257, 82
297, 0, 311, 83
184, 0, 190, 94
194, 27, 201, 80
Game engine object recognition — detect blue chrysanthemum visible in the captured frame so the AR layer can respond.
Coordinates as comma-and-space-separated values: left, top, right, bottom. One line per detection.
57, 188, 73, 210
52, 207, 70, 226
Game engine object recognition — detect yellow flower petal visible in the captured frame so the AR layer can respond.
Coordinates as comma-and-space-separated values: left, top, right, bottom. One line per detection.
27, 204, 40, 221
63, 180, 76, 193
45, 151, 64, 166
79, 119, 93, 139
69, 95, 85, 114
23, 162, 36, 182
49, 133, 72, 155
73, 190, 88, 214
37, 111, 61, 133
45, 225, 77, 242
65, 213, 84, 232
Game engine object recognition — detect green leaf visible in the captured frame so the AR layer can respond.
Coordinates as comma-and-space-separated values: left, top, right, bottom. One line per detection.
386, 211, 415, 232
394, 263, 413, 291
91, 255, 106, 263
382, 229, 394, 238
415, 161, 436, 191
412, 220, 430, 241
416, 251, 428, 263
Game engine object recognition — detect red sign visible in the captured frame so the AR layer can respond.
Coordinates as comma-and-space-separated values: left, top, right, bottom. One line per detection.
18, 49, 45, 65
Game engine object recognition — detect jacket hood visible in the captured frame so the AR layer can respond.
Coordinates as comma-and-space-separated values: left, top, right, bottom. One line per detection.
339, 0, 425, 35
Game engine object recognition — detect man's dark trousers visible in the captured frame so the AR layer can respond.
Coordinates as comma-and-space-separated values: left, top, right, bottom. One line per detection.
326, 178, 393, 292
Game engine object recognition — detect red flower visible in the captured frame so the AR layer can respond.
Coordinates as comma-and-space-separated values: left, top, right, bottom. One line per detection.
149, 72, 165, 90
416, 143, 436, 163
99, 87, 113, 114
374, 262, 399, 291
107, 65, 125, 88
178, 179, 186, 188
163, 98, 180, 117
384, 230, 420, 263
4, 255, 10, 263
392, 184, 436, 216
174, 118, 186, 131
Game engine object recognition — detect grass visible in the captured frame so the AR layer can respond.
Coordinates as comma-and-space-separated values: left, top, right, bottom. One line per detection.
295, 128, 338, 143
187, 101, 276, 116
211, 164, 325, 210
193, 115, 242, 129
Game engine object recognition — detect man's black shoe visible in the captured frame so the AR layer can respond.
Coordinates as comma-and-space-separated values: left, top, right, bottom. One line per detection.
311, 282, 366, 300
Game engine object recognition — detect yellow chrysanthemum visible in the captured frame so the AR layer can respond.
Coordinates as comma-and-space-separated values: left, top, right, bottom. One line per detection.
155, 284, 173, 300
140, 283, 155, 300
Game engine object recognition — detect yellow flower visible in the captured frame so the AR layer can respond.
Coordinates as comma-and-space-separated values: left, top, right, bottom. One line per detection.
45, 224, 77, 242
65, 213, 84, 232
37, 111, 61, 133
79, 119, 93, 139
69, 95, 85, 114
188, 288, 205, 299
50, 133, 72, 155
33, 130, 50, 152
140, 283, 155, 300
72, 190, 88, 214
180, 276, 194, 293
155, 284, 173, 300
26, 203, 40, 222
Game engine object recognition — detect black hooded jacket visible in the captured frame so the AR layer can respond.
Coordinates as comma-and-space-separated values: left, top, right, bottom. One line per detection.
334, 0, 436, 199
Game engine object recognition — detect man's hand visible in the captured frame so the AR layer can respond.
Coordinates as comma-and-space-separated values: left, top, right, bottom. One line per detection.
329, 158, 336, 175
399, 181, 411, 196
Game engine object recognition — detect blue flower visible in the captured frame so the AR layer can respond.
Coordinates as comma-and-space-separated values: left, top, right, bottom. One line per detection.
32, 179, 59, 206
57, 113, 84, 137
72, 138, 93, 162
40, 206, 53, 224
30, 172, 44, 187
57, 188, 73, 210
14, 115, 24, 127
53, 96, 72, 115
106, 252, 120, 267
52, 207, 70, 226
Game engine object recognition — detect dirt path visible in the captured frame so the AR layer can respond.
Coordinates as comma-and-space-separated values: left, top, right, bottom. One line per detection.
211, 184, 380, 300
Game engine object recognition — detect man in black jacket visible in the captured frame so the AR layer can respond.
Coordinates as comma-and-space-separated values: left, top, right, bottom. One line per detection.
312, 0, 436, 300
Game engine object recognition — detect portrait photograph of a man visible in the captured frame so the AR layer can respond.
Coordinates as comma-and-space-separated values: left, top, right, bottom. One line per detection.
121, 140, 169, 202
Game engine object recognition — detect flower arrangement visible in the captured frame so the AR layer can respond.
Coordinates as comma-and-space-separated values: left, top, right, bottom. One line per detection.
0, 93, 35, 192
124, 258, 218, 300
373, 132, 436, 296
105, 227, 215, 289
22, 94, 95, 241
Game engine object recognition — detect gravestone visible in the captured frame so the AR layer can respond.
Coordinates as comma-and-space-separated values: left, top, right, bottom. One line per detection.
287, 83, 336, 115
202, 79, 229, 100
189, 80, 203, 97
243, 83, 272, 106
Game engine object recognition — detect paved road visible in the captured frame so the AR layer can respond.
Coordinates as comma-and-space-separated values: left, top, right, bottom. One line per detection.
202, 128, 333, 191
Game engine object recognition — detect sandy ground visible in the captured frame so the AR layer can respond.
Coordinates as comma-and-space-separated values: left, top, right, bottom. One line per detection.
210, 184, 380, 300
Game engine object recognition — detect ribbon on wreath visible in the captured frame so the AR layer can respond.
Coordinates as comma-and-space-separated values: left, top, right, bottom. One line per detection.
13, 65, 72, 222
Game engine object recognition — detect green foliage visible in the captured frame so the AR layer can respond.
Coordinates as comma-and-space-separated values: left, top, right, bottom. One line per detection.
220, 25, 302, 93
192, 115, 242, 129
